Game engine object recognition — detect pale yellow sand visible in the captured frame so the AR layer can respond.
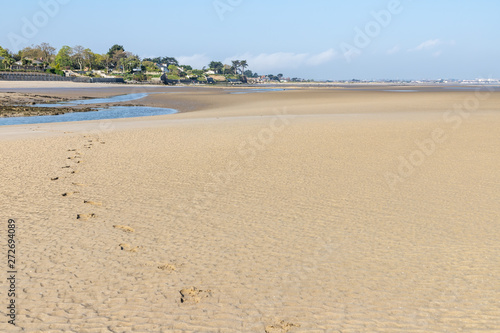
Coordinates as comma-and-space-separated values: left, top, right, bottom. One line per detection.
0, 84, 499, 332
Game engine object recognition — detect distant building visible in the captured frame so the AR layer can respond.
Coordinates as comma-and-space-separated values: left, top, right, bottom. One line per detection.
156, 64, 169, 73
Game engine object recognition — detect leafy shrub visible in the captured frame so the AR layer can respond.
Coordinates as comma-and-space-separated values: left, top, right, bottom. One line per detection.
133, 73, 147, 81
167, 74, 180, 80
45, 68, 65, 76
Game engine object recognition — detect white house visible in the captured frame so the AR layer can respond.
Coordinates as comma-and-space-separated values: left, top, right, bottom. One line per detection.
156, 64, 169, 73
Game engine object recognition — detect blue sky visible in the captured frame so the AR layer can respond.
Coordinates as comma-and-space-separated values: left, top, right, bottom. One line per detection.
1, 0, 499, 80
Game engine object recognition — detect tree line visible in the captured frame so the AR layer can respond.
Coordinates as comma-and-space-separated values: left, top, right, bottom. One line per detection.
0, 43, 260, 78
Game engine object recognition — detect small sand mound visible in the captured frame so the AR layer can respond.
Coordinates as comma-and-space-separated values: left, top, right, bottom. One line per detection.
179, 287, 212, 304
113, 225, 134, 233
265, 320, 300, 333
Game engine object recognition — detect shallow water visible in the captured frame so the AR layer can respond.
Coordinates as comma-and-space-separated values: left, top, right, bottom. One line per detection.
229, 88, 286, 94
0, 106, 177, 126
383, 90, 419, 92
35, 93, 149, 107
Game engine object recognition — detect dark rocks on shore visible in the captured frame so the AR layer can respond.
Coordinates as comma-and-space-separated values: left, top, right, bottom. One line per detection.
0, 105, 96, 118
0, 92, 96, 117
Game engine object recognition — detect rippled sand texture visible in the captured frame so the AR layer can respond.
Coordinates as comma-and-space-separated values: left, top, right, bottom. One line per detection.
0, 84, 499, 332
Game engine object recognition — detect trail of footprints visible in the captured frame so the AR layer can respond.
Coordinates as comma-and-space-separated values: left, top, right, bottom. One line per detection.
52, 136, 159, 257
51, 136, 210, 305
52, 136, 138, 244
47, 135, 301, 329
52, 137, 102, 223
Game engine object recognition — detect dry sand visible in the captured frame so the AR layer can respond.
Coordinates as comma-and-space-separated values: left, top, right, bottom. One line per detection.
0, 82, 499, 332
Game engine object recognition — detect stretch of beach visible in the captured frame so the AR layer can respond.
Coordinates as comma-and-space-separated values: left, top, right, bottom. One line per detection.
1, 81, 499, 332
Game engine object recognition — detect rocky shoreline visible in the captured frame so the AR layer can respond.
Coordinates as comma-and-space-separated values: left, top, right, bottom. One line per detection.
0, 92, 95, 118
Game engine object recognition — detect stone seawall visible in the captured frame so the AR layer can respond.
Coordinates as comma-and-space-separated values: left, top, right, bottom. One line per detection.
0, 72, 124, 83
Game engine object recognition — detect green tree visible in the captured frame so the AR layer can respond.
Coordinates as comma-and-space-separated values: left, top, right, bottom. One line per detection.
107, 44, 124, 57
168, 64, 179, 75
101, 53, 112, 72
163, 57, 178, 66
191, 69, 204, 76
112, 50, 128, 73
83, 48, 96, 70
39, 42, 56, 66
0, 46, 14, 69
231, 60, 241, 74
0, 45, 10, 58
2, 57, 14, 69
124, 54, 140, 72
143, 60, 160, 72
72, 45, 85, 71
93, 53, 104, 70
209, 61, 224, 74
55, 46, 73, 68
20, 45, 42, 61
243, 70, 254, 77
240, 60, 248, 75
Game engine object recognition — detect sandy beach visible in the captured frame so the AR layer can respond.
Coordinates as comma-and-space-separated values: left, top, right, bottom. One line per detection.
0, 82, 499, 332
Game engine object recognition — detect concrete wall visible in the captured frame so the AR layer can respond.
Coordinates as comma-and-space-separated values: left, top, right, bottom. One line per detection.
0, 72, 125, 84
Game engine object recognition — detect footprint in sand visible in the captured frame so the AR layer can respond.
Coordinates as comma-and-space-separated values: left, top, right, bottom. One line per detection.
77, 213, 96, 221
113, 225, 134, 233
141, 261, 179, 272
157, 263, 176, 272
62, 192, 79, 197
179, 287, 212, 304
119, 243, 142, 252
265, 321, 300, 333
84, 200, 102, 206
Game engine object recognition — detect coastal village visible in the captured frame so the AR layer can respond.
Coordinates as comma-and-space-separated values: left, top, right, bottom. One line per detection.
0, 43, 301, 84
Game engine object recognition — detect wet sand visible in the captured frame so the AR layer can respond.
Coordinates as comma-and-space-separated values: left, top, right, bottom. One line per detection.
0, 82, 499, 332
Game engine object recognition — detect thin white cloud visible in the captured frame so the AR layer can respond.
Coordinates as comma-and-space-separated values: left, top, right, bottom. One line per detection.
386, 46, 400, 55
176, 54, 210, 68
432, 50, 442, 57
223, 49, 337, 73
306, 49, 337, 66
409, 39, 442, 52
